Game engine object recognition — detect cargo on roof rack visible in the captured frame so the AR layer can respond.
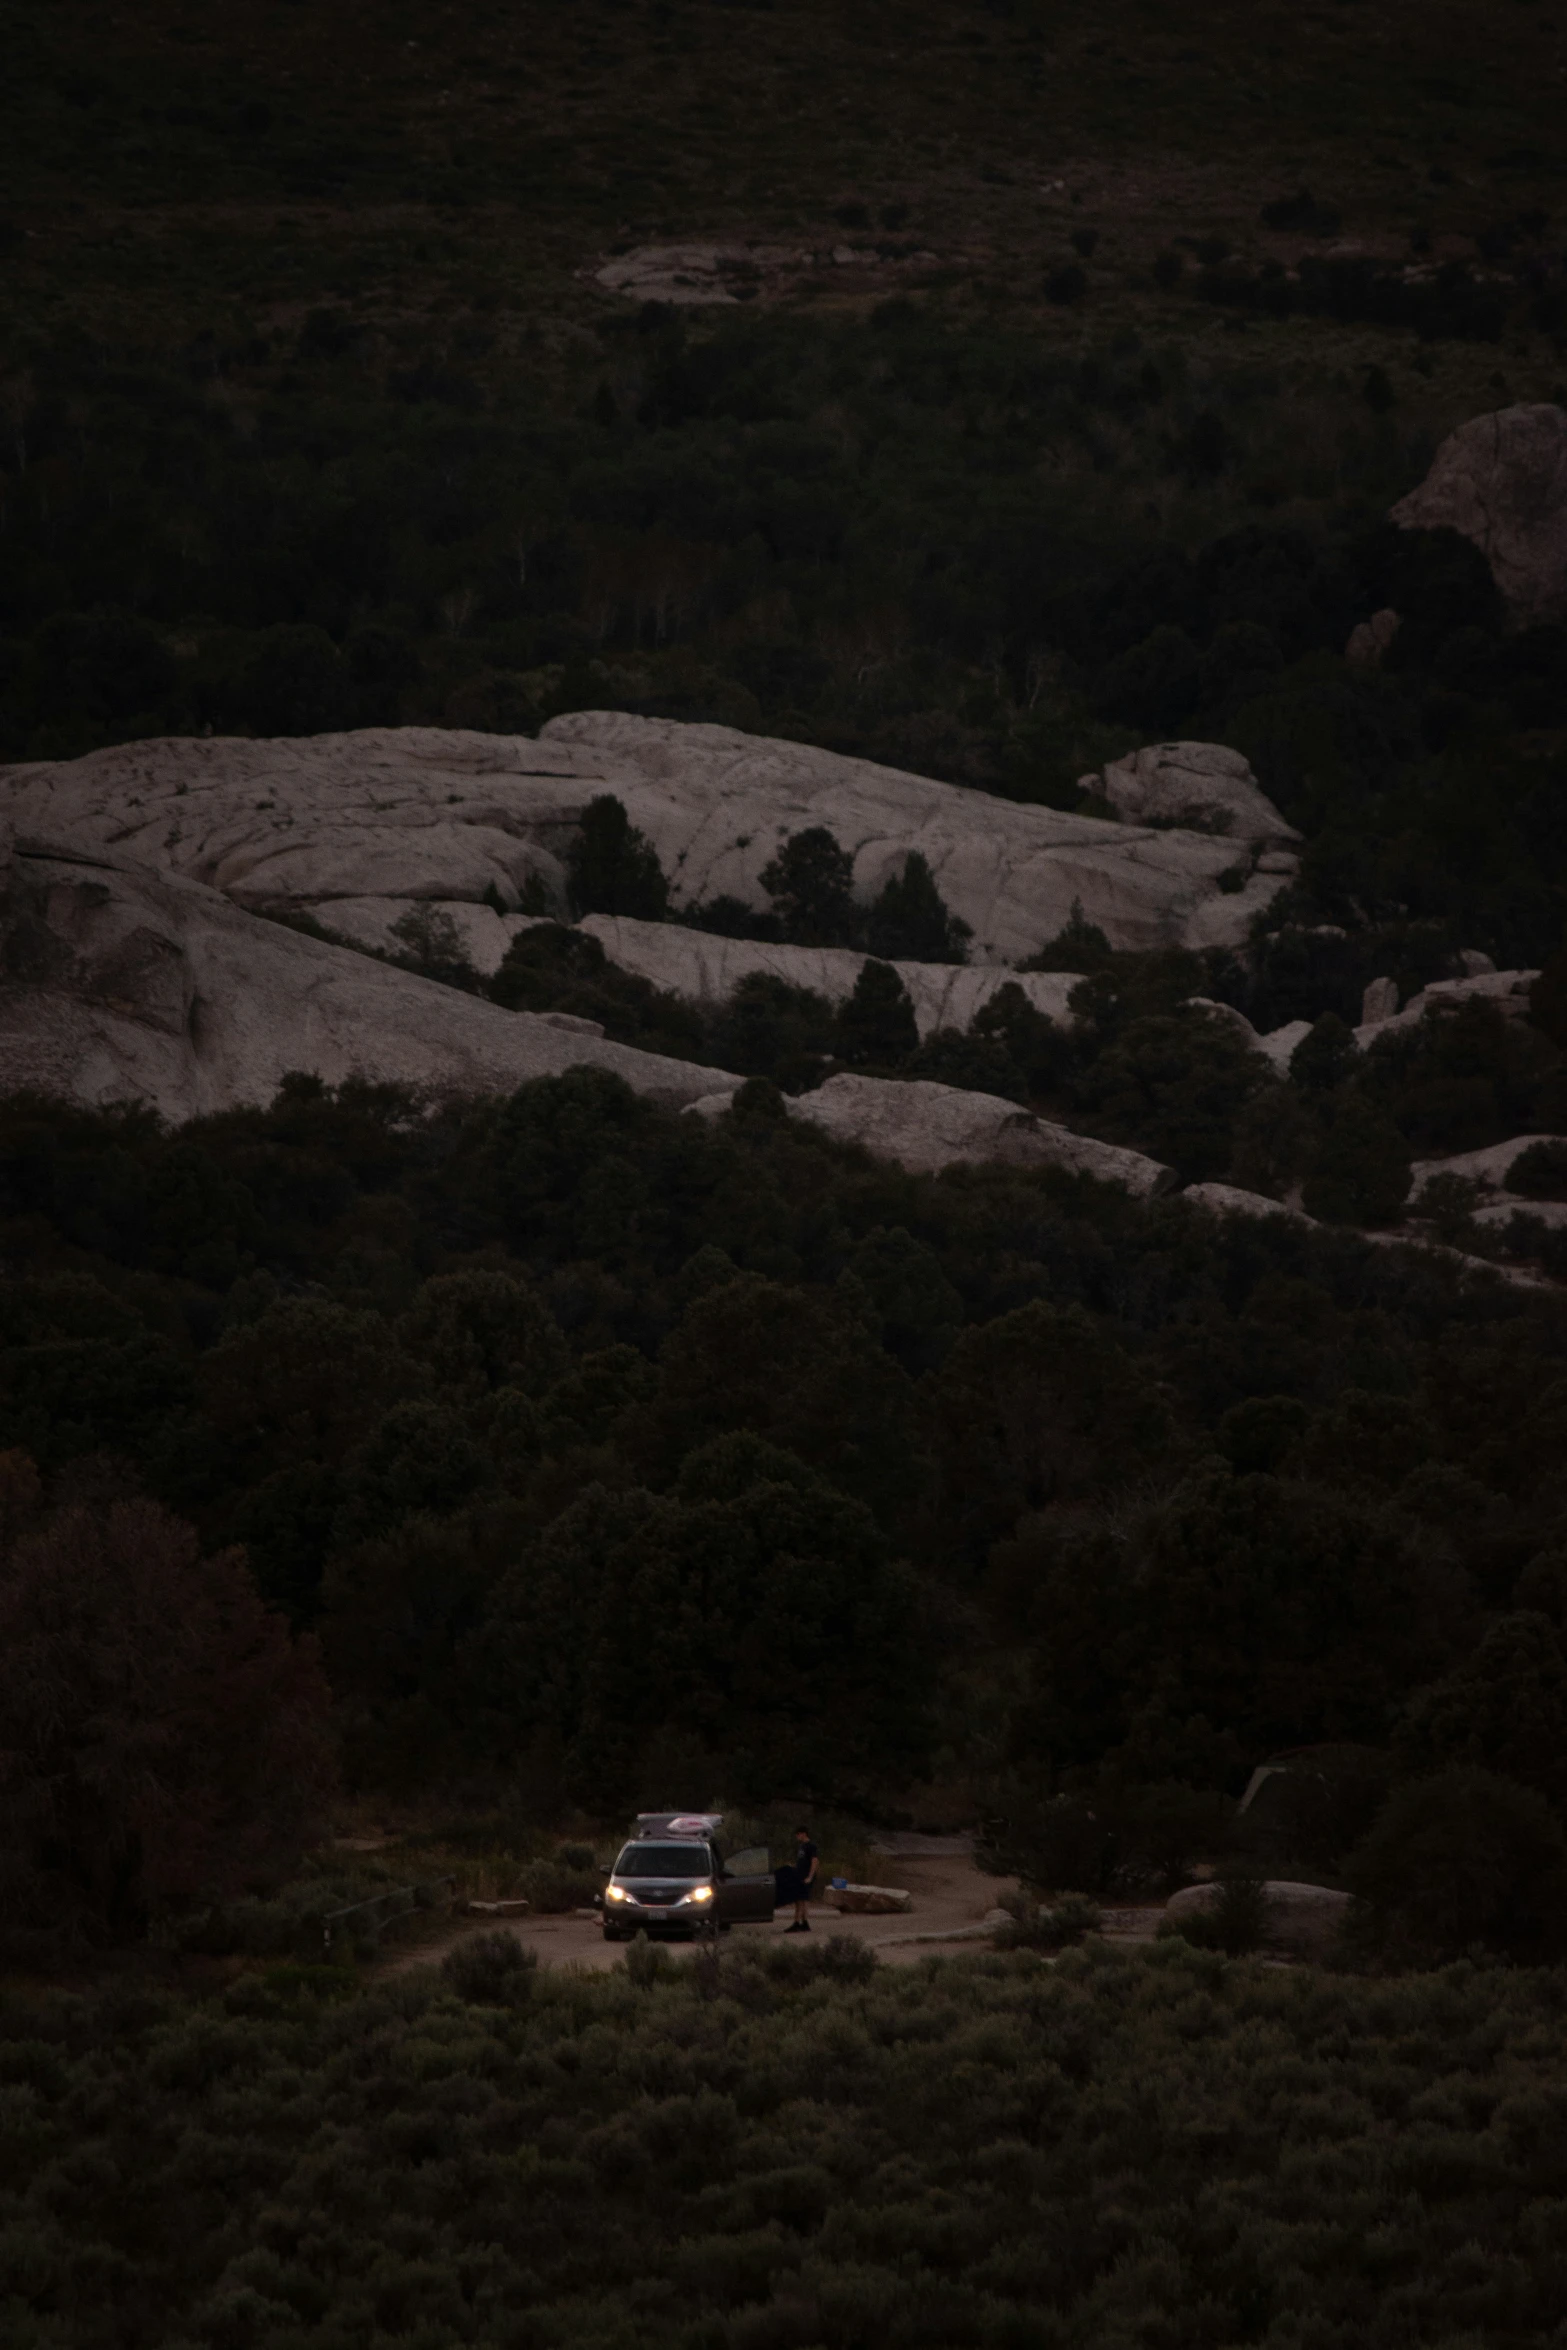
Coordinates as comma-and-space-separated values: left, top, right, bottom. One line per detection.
634, 1811, 724, 1837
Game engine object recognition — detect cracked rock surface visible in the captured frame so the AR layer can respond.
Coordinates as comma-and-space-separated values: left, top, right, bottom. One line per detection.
783, 1071, 1176, 1193
6, 717, 1290, 962
572, 915, 1086, 1035
0, 829, 739, 1122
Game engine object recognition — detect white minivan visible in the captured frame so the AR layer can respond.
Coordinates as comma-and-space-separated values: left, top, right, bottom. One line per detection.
598, 1812, 775, 1940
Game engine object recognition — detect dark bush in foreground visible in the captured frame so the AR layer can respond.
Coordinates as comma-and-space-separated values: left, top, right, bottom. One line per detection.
440, 1928, 538, 2003
9, 1942, 1567, 2350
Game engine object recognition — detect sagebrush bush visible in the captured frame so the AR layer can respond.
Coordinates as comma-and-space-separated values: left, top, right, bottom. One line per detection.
11, 1940, 1567, 2348
439, 1928, 538, 2003
993, 1890, 1103, 1949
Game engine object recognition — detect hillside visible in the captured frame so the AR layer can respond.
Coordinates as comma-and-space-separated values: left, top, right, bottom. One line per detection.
9, 18, 1567, 2347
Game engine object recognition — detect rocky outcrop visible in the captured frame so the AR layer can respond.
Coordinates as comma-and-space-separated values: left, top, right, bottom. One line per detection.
572, 914, 1085, 1035
1355, 968, 1539, 1050
782, 1072, 1176, 1192
1088, 741, 1300, 847
1181, 1183, 1315, 1225
0, 832, 739, 1123
1180, 995, 1311, 1074
6, 719, 1292, 966
307, 895, 530, 976
1390, 403, 1567, 627
1345, 608, 1400, 666
1164, 1879, 1351, 1955
1409, 1134, 1567, 1200
1472, 1197, 1567, 1232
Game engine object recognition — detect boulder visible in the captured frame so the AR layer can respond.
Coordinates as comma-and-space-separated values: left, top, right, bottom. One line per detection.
1254, 1017, 1313, 1073
1181, 995, 1265, 1050
0, 835, 740, 1123
5, 722, 1295, 966
1180, 996, 1311, 1075
786, 1072, 1176, 1193
1345, 608, 1400, 666
1164, 1879, 1351, 1954
1355, 968, 1539, 1049
1180, 1183, 1316, 1226
576, 913, 1085, 1036
1361, 975, 1399, 1023
1089, 742, 1300, 845
822, 1884, 913, 1915
1390, 402, 1567, 627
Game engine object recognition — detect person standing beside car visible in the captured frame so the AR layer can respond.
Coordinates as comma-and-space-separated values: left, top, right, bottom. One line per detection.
785, 1825, 819, 1933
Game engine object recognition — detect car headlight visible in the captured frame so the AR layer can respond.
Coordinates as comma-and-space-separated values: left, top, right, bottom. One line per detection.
678, 1886, 714, 1906
607, 1884, 629, 1902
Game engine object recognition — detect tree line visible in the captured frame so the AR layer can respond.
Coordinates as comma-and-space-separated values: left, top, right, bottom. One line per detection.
7, 1059, 1567, 1959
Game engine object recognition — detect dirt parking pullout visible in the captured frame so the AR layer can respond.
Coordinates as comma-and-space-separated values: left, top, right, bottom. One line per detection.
386, 1838, 1164, 1977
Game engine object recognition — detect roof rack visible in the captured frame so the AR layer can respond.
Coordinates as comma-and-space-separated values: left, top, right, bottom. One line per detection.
634, 1811, 723, 1836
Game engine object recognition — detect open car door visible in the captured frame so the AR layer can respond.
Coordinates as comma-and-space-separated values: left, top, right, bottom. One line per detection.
717, 1846, 776, 1922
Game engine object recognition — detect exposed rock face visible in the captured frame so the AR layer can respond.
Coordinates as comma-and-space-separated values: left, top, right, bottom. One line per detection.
1409, 1134, 1567, 1199
784, 1072, 1176, 1192
1472, 1197, 1567, 1232
1356, 969, 1539, 1049
1361, 976, 1399, 1023
0, 833, 739, 1123
309, 895, 530, 975
6, 718, 1293, 963
1181, 995, 1311, 1074
1180, 1183, 1315, 1225
573, 914, 1085, 1036
1089, 741, 1300, 846
1390, 403, 1567, 627
1164, 1879, 1351, 1955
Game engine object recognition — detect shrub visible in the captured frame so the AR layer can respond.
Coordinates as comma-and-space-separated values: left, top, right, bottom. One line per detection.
994, 1889, 1102, 1949
441, 1929, 538, 2003
1345, 1767, 1567, 1961
1160, 1873, 1270, 1955
1393, 1613, 1567, 1810
760, 827, 860, 947
388, 904, 480, 990
568, 794, 670, 920
834, 960, 919, 1066
1301, 1094, 1412, 1224
1261, 189, 1342, 235
1506, 1138, 1567, 1199
864, 851, 971, 964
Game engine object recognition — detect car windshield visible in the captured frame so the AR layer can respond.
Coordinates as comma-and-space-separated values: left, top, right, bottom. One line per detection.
614, 1843, 709, 1879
